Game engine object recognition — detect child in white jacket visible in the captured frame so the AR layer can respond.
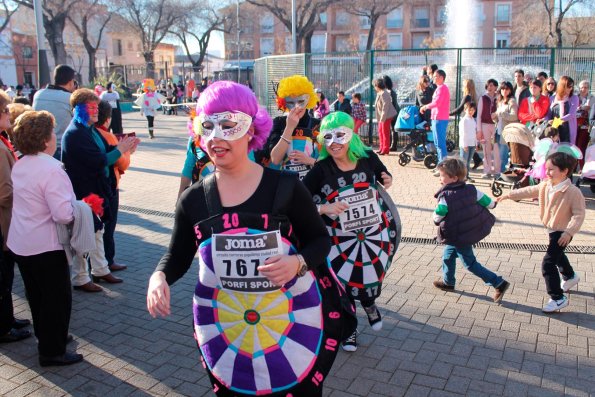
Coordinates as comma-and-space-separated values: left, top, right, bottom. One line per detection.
459, 102, 478, 181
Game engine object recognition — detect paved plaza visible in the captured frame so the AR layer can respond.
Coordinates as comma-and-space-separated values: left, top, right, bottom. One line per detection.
1, 112, 594, 397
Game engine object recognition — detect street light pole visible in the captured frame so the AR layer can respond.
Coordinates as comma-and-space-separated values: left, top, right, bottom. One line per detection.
291, 0, 296, 53
237, 0, 241, 83
33, 0, 50, 87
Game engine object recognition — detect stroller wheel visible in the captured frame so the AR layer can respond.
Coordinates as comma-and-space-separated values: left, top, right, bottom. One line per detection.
423, 154, 438, 169
446, 140, 455, 153
491, 183, 503, 197
398, 153, 411, 166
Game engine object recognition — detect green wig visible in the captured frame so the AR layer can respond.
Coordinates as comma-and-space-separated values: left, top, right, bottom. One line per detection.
317, 111, 371, 163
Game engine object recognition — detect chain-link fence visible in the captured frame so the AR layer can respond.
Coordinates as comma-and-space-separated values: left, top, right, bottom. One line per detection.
254, 47, 595, 147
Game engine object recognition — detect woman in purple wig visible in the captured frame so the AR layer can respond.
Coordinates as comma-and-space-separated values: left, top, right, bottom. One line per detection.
147, 81, 354, 397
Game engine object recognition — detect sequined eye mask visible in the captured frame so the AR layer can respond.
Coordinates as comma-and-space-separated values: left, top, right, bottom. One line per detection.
197, 111, 253, 141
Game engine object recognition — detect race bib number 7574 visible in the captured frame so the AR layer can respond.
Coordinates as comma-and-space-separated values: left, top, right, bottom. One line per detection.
212, 230, 285, 293
338, 188, 382, 232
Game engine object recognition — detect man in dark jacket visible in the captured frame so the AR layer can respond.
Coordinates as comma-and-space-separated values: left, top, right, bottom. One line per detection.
513, 69, 531, 105
334, 91, 352, 115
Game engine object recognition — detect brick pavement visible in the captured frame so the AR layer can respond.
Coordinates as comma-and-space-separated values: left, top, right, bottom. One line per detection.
0, 112, 594, 397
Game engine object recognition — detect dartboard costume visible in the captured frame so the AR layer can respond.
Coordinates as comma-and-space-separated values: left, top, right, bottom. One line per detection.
156, 169, 355, 396
303, 151, 401, 302
263, 114, 320, 179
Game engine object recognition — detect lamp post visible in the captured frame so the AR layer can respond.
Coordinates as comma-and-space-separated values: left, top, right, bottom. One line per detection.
237, 0, 241, 83
33, 0, 50, 87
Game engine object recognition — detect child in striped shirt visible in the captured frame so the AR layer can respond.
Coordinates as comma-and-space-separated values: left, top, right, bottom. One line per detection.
432, 158, 510, 302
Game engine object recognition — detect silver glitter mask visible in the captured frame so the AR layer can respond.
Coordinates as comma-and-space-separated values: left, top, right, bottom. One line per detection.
198, 111, 253, 142
322, 126, 354, 146
284, 94, 310, 110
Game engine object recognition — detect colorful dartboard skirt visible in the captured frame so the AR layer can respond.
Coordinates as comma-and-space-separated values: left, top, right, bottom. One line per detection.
193, 227, 347, 396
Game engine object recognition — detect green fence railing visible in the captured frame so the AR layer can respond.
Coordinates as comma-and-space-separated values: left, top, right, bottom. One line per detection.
252, 47, 595, 147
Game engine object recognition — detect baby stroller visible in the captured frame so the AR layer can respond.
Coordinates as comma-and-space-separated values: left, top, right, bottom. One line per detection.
396, 106, 438, 169
576, 143, 595, 193
491, 123, 535, 197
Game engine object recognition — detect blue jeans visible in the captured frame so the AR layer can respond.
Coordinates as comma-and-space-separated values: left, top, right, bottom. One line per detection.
499, 142, 509, 173
459, 146, 476, 176
442, 245, 503, 287
432, 120, 449, 161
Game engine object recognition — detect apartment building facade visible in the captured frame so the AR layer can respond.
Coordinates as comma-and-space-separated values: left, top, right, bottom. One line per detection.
225, 0, 520, 60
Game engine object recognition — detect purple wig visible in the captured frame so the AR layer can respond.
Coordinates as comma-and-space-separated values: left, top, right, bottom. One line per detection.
195, 81, 272, 151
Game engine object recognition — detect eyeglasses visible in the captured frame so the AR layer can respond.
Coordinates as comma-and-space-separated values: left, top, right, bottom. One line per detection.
547, 82, 555, 86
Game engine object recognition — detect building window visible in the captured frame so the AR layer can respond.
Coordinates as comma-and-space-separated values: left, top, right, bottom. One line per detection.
22, 46, 33, 59
127, 41, 133, 51
319, 12, 327, 27
311, 34, 326, 53
24, 72, 33, 86
335, 35, 351, 51
436, 6, 447, 26
260, 13, 274, 33
386, 8, 403, 28
412, 33, 428, 49
260, 37, 274, 56
358, 34, 367, 51
496, 31, 510, 48
413, 7, 430, 28
336, 10, 350, 27
496, 3, 511, 24
113, 39, 123, 56
360, 16, 370, 28
387, 33, 402, 50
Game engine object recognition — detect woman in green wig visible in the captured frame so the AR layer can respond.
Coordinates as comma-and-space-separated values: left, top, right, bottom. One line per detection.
303, 111, 399, 353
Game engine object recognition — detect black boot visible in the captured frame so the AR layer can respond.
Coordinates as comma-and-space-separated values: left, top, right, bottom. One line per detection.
389, 130, 398, 151
472, 151, 482, 170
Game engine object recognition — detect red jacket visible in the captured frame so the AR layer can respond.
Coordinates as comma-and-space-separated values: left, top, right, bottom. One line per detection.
518, 95, 549, 124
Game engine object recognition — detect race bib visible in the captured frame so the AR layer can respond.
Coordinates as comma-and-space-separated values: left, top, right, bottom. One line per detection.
338, 188, 382, 232
212, 230, 284, 293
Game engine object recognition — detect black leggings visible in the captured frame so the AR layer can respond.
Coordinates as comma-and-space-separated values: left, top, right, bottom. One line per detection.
147, 115, 154, 129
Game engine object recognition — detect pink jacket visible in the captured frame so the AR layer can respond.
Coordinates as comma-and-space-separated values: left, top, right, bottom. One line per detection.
426, 84, 450, 121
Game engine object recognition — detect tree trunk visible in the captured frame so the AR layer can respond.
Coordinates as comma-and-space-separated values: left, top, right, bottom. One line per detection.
301, 31, 314, 54
44, 16, 68, 65
366, 17, 377, 51
87, 50, 97, 83
556, 26, 563, 47
144, 52, 155, 79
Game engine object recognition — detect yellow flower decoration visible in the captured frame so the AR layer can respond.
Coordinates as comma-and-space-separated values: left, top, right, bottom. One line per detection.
551, 117, 564, 129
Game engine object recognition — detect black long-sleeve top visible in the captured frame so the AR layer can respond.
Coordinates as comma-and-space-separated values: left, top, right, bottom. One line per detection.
449, 94, 473, 117
155, 168, 331, 285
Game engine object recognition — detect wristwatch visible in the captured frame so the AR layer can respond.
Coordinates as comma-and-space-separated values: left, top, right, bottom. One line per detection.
295, 254, 308, 277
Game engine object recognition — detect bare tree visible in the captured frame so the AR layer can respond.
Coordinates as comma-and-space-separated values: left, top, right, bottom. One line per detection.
563, 14, 595, 48
1, 1, 18, 35
68, 0, 111, 82
245, 0, 341, 53
538, 0, 591, 47
118, 0, 181, 79
168, 1, 229, 76
345, 0, 403, 51
14, 0, 82, 65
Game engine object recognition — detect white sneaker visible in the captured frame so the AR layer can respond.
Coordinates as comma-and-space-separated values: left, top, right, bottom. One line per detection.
561, 274, 580, 292
364, 304, 383, 331
341, 330, 358, 352
542, 296, 569, 313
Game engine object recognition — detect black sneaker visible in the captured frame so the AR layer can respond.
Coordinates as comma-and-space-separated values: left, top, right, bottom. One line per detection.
363, 304, 383, 331
433, 280, 454, 291
341, 330, 357, 352
493, 280, 510, 303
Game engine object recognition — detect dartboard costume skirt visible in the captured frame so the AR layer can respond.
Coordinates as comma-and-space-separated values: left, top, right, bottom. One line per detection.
157, 169, 355, 397
302, 152, 401, 302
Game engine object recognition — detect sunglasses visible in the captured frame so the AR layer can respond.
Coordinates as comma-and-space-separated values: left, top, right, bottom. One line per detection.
547, 82, 555, 86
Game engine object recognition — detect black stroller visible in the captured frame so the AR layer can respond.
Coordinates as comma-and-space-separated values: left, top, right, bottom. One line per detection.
397, 125, 439, 169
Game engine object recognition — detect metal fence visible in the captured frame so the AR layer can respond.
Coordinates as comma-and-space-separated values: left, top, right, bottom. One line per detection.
253, 47, 595, 147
